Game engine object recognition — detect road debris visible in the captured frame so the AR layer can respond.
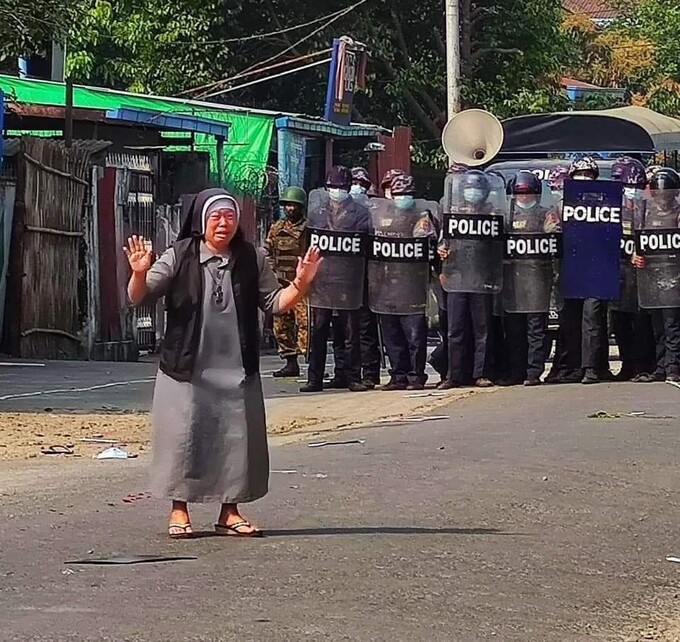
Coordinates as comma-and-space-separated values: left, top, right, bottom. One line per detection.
96, 446, 137, 460
666, 556, 680, 564
271, 469, 298, 474
308, 439, 366, 448
41, 445, 74, 456
65, 555, 197, 565
403, 392, 449, 399
80, 437, 118, 444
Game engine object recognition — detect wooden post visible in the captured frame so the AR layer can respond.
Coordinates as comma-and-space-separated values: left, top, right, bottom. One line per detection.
65, 78, 74, 149
216, 135, 225, 187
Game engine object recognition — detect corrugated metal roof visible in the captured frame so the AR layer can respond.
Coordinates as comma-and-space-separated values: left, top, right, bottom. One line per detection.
564, 0, 619, 19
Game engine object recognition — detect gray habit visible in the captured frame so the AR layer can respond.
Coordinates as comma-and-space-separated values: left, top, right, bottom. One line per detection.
144, 242, 282, 504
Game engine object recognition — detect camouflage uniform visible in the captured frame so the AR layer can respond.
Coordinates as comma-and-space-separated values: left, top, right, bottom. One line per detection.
264, 218, 308, 358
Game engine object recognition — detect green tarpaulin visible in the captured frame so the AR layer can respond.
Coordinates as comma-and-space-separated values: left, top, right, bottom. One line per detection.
0, 75, 275, 194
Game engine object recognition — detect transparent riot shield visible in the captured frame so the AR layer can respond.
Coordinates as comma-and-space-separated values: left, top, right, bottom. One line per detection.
635, 189, 680, 309
367, 198, 433, 315
611, 195, 645, 313
306, 188, 369, 310
440, 171, 505, 294
502, 192, 562, 314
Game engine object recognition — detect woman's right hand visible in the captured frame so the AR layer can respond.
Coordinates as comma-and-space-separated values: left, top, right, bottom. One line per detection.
123, 235, 154, 273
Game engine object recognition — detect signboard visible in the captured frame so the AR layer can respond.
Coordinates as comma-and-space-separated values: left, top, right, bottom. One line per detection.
560, 179, 622, 300
324, 37, 366, 126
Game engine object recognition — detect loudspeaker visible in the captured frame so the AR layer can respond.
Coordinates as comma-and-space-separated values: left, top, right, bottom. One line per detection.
441, 109, 504, 167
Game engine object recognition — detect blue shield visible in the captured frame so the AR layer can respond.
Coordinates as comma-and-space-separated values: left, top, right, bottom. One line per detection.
561, 179, 622, 300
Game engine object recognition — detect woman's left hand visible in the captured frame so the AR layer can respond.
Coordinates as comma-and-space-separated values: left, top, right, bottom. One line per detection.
294, 247, 323, 290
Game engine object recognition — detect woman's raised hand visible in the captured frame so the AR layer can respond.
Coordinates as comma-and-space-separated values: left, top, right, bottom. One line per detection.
123, 235, 154, 273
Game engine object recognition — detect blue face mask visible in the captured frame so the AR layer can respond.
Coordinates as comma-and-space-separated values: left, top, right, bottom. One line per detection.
350, 184, 367, 197
328, 188, 349, 202
463, 188, 486, 204
394, 195, 415, 210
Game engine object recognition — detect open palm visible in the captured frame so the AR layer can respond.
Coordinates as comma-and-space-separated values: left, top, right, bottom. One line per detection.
123, 235, 154, 273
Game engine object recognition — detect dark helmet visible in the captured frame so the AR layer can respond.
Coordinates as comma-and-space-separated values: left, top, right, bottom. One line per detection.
461, 170, 490, 201
611, 156, 647, 187
351, 167, 372, 188
569, 156, 599, 179
280, 186, 307, 206
326, 165, 352, 189
381, 168, 406, 189
507, 171, 542, 196
548, 165, 570, 191
390, 174, 416, 196
649, 167, 680, 191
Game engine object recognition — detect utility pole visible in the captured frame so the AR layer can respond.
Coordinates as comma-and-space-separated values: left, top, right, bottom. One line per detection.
445, 0, 461, 118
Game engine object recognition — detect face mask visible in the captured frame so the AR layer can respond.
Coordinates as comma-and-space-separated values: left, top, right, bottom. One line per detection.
624, 187, 638, 200
384, 189, 392, 200
516, 198, 537, 210
573, 175, 590, 181
394, 195, 415, 210
463, 188, 485, 204
350, 184, 367, 197
328, 188, 349, 202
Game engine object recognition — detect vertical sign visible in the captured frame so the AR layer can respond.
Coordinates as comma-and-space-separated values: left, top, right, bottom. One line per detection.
324, 38, 364, 126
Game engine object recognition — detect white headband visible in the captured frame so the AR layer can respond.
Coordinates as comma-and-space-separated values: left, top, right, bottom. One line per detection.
201, 194, 240, 233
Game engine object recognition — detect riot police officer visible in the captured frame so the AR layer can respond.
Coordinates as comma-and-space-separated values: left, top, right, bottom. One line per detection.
301, 166, 370, 393
556, 157, 613, 384
501, 171, 559, 385
609, 157, 656, 380
370, 174, 435, 390
438, 170, 501, 389
633, 167, 680, 383
381, 168, 406, 199
264, 186, 309, 377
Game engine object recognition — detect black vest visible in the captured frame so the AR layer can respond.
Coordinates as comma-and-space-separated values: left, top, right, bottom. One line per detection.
159, 236, 260, 382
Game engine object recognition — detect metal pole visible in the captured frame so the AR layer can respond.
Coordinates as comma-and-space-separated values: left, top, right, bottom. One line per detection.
216, 136, 225, 187
64, 77, 73, 149
445, 0, 461, 118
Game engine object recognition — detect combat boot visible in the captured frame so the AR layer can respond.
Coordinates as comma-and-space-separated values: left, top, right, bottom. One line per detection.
273, 356, 300, 378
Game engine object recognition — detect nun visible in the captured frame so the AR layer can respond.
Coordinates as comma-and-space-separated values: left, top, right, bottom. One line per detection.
124, 188, 321, 538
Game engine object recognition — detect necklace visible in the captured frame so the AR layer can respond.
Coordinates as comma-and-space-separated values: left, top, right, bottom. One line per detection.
206, 262, 226, 305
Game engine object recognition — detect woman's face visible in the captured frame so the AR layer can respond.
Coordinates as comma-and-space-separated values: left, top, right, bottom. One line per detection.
205, 207, 238, 248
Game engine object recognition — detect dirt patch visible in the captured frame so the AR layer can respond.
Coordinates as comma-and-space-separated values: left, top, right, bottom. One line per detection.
0, 387, 491, 460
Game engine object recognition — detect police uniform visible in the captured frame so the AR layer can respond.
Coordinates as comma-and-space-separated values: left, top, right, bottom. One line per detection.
264, 217, 308, 360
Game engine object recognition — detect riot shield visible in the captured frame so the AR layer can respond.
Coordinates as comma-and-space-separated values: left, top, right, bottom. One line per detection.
635, 190, 680, 309
502, 196, 562, 314
440, 172, 505, 294
560, 179, 622, 300
306, 188, 369, 310
367, 198, 433, 315
611, 197, 644, 313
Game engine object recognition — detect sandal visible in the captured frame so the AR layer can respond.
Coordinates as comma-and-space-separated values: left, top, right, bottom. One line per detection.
168, 523, 194, 540
214, 521, 263, 538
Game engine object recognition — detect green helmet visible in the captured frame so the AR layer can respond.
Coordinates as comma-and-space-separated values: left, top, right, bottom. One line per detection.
280, 186, 307, 206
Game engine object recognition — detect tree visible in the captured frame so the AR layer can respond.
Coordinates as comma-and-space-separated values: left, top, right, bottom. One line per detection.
66, 0, 570, 164
0, 0, 84, 61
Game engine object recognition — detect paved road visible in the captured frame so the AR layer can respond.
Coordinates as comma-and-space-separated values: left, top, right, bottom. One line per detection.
2, 382, 680, 640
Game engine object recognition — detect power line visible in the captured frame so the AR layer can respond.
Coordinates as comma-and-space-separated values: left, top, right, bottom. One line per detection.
192, 0, 368, 99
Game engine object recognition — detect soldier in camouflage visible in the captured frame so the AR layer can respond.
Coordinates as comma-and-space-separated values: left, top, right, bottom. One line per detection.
264, 186, 309, 377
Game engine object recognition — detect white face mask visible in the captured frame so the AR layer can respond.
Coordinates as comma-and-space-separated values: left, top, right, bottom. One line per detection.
394, 195, 415, 210
384, 189, 392, 200
573, 175, 590, 181
516, 198, 537, 210
350, 184, 367, 197
463, 188, 486, 204
328, 188, 349, 202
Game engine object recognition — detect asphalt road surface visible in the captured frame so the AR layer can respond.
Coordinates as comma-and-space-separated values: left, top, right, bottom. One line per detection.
2, 381, 680, 640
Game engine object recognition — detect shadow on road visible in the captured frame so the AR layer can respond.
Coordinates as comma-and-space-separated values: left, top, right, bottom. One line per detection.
263, 526, 512, 537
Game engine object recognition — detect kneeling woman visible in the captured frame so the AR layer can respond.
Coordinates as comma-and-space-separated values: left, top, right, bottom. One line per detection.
125, 188, 321, 538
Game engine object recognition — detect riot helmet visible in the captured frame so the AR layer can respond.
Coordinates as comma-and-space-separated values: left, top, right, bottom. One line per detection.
548, 165, 569, 194
326, 166, 352, 202
381, 168, 406, 199
507, 171, 542, 210
351, 167, 372, 197
611, 157, 647, 201
390, 174, 417, 211
568, 156, 599, 181
461, 170, 490, 205
649, 167, 680, 208
645, 165, 662, 184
